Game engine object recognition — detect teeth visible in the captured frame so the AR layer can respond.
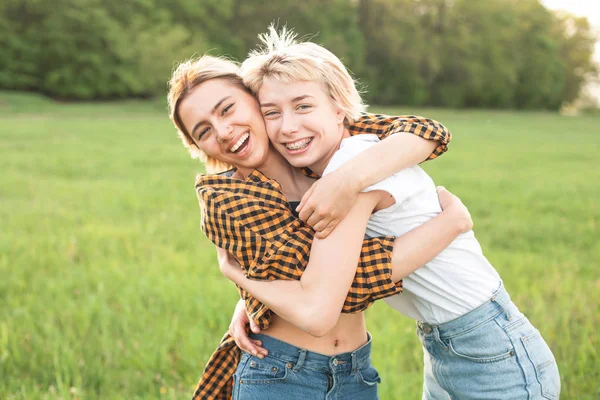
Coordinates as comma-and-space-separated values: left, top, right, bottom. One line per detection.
230, 133, 249, 153
285, 138, 312, 150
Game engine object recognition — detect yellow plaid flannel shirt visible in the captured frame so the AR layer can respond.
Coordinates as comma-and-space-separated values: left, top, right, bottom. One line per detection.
192, 113, 451, 400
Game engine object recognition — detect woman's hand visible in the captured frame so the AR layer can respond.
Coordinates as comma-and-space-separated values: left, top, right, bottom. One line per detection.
436, 186, 473, 233
216, 247, 243, 279
297, 169, 361, 239
228, 299, 268, 359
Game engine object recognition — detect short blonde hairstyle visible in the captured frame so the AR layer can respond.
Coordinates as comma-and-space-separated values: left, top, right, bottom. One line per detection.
241, 26, 366, 124
167, 55, 247, 174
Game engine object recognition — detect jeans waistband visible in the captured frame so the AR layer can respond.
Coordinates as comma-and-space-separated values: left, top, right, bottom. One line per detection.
248, 332, 373, 373
417, 281, 519, 339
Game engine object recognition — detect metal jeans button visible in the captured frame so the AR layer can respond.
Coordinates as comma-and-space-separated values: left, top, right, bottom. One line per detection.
332, 358, 338, 366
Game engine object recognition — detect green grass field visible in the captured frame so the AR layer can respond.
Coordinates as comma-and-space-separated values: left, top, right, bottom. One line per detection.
1, 92, 598, 399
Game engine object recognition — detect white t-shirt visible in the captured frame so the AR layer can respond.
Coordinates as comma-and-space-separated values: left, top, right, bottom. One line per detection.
323, 135, 501, 325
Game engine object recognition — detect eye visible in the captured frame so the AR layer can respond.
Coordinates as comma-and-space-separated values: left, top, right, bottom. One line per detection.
197, 126, 211, 140
221, 103, 234, 116
297, 104, 312, 111
263, 110, 280, 117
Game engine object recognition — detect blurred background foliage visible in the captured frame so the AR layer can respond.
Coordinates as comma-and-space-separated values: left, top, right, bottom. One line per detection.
0, 0, 597, 109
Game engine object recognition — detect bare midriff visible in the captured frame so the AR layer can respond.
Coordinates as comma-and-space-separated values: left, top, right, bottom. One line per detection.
262, 313, 368, 356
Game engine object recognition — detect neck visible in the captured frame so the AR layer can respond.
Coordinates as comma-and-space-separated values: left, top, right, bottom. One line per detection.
237, 145, 309, 200
309, 127, 351, 176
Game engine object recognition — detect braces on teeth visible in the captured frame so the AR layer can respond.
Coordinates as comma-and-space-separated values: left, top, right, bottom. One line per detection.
286, 138, 312, 150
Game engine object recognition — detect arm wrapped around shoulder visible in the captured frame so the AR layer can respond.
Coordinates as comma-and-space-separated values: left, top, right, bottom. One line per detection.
195, 173, 403, 323
348, 113, 451, 160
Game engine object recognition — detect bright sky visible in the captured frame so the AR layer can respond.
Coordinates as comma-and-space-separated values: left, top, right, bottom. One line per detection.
541, 0, 600, 61
542, 0, 600, 24
541, 0, 600, 98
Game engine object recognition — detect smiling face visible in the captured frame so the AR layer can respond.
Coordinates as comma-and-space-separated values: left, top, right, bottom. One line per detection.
258, 78, 346, 174
177, 78, 270, 172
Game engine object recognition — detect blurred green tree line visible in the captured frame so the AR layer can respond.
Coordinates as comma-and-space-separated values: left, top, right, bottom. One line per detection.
0, 0, 597, 109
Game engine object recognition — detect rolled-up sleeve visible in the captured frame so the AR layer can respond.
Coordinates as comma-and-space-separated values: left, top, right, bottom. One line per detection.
348, 113, 451, 160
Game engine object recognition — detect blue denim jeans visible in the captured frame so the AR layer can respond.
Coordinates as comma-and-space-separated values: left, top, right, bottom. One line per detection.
417, 283, 560, 399
233, 332, 380, 400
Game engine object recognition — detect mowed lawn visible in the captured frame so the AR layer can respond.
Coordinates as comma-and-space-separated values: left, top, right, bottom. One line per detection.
0, 92, 598, 399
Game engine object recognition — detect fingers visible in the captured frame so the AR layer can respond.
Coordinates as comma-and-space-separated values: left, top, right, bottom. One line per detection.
298, 202, 314, 222
314, 219, 338, 239
312, 217, 332, 235
437, 186, 458, 201
216, 247, 229, 263
436, 186, 455, 210
216, 247, 239, 267
229, 325, 268, 358
239, 336, 267, 358
436, 186, 451, 200
305, 210, 325, 228
248, 317, 261, 334
296, 186, 313, 213
249, 339, 267, 355
435, 186, 473, 232
229, 301, 268, 357
237, 334, 268, 358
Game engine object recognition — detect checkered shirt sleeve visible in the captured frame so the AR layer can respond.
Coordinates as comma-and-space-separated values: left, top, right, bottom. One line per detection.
348, 113, 451, 159
300, 112, 451, 178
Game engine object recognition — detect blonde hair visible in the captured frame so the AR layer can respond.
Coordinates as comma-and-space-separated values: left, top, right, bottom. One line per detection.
241, 25, 367, 124
167, 55, 247, 173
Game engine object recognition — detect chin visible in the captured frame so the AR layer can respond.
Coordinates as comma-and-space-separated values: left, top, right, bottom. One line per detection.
288, 156, 316, 169
244, 155, 264, 169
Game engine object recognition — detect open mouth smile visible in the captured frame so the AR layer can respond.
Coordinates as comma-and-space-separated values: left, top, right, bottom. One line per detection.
229, 132, 250, 154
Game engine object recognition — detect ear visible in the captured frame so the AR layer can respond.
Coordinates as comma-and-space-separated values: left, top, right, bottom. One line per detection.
336, 109, 345, 124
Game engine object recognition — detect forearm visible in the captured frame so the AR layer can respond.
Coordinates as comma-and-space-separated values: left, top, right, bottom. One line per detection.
390, 211, 464, 281
341, 133, 439, 192
226, 268, 323, 334
226, 193, 380, 336
227, 233, 366, 336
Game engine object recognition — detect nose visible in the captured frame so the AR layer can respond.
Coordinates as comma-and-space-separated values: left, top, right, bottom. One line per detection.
216, 124, 234, 144
281, 112, 299, 136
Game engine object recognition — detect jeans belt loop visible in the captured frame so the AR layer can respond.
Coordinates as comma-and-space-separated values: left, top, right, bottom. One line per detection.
351, 351, 358, 372
492, 292, 512, 321
293, 348, 307, 372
